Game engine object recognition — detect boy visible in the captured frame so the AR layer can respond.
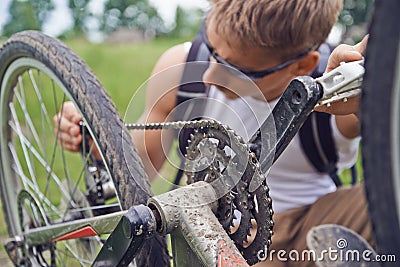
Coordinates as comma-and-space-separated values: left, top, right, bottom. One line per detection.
55, 0, 370, 265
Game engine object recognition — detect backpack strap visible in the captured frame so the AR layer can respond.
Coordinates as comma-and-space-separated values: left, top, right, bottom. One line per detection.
172, 33, 210, 187
176, 34, 209, 107
299, 112, 342, 187
175, 33, 210, 154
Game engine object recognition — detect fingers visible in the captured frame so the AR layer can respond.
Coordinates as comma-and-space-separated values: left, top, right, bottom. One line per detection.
325, 45, 363, 73
56, 131, 83, 152
320, 36, 368, 116
61, 101, 83, 124
354, 35, 369, 56
53, 101, 83, 151
325, 36, 369, 73
314, 95, 360, 115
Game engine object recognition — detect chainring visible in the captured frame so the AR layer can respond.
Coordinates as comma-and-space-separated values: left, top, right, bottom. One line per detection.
126, 119, 274, 265
184, 122, 274, 265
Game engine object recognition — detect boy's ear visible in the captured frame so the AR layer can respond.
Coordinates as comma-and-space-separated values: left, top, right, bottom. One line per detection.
290, 51, 320, 76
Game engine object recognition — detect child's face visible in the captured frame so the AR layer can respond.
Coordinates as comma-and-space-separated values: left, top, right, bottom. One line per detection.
202, 27, 298, 101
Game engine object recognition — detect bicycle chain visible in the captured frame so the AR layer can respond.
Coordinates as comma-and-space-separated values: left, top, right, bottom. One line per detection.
126, 120, 274, 265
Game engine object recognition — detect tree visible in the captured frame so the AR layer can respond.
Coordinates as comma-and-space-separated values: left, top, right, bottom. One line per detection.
101, 0, 165, 34
2, 0, 54, 37
68, 0, 91, 35
338, 0, 375, 43
169, 6, 203, 38
339, 0, 374, 27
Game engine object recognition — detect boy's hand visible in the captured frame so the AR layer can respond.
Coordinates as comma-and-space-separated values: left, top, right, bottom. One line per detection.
53, 101, 83, 152
325, 35, 368, 73
314, 36, 368, 115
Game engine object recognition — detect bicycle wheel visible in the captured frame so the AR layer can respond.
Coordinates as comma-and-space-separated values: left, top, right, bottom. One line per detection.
361, 0, 400, 263
0, 31, 169, 266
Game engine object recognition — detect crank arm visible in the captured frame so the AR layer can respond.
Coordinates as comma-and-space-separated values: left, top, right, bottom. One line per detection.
249, 76, 323, 172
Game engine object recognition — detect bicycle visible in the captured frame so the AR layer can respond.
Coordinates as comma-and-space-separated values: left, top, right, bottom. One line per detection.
0, 0, 398, 266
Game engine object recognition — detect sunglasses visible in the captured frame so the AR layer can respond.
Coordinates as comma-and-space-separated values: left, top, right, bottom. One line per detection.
202, 31, 313, 81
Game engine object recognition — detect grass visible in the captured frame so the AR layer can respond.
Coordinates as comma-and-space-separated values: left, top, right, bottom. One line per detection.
64, 37, 188, 116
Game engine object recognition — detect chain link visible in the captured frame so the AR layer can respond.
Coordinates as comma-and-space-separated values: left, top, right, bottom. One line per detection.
125, 119, 212, 131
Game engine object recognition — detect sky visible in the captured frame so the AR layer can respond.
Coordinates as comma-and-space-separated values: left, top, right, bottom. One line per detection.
0, 0, 209, 37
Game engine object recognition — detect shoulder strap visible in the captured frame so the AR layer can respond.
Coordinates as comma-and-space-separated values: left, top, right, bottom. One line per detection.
176, 34, 210, 108
175, 33, 210, 152
299, 112, 342, 186
173, 33, 210, 187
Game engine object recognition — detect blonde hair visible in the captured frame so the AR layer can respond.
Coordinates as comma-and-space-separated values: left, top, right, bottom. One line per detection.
206, 0, 343, 59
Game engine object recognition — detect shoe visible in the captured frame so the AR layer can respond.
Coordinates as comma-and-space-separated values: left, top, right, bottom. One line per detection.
306, 224, 380, 267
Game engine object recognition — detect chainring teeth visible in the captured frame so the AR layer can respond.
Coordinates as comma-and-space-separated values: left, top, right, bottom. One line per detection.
182, 121, 274, 265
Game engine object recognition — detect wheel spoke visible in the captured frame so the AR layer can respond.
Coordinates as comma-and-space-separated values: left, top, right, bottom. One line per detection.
14, 84, 45, 154
29, 69, 53, 129
61, 143, 95, 220
8, 120, 74, 204
55, 243, 93, 266
9, 120, 116, 218
8, 142, 62, 217
9, 102, 40, 193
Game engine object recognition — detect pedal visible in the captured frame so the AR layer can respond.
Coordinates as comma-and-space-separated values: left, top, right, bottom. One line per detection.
316, 60, 364, 107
